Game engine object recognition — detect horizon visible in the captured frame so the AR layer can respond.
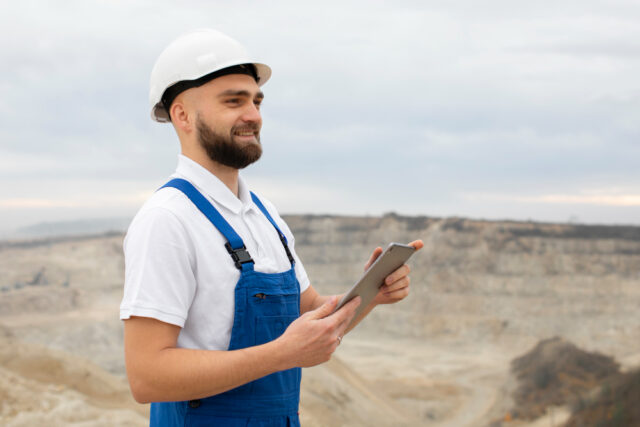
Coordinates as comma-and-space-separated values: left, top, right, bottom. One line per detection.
4, 210, 640, 242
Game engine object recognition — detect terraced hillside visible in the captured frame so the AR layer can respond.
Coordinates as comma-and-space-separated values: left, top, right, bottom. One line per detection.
0, 215, 638, 426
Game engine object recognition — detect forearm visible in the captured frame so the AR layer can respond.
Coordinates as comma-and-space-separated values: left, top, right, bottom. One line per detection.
126, 339, 288, 403
125, 289, 366, 404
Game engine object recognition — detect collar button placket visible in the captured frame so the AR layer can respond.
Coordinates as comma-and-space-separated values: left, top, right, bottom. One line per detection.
245, 210, 267, 260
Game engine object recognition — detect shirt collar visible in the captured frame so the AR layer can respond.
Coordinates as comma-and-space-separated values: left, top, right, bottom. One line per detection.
174, 154, 255, 215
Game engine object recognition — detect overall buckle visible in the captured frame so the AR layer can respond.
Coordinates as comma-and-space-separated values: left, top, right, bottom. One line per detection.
225, 242, 254, 270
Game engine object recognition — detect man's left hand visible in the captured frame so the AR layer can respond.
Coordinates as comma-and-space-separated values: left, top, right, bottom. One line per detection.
365, 240, 424, 305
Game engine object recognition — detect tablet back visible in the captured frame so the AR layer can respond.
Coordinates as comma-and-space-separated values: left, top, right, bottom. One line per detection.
336, 243, 416, 329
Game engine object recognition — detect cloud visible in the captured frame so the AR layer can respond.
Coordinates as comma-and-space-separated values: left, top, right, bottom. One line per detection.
522, 194, 640, 206
0, 0, 639, 230
463, 189, 640, 207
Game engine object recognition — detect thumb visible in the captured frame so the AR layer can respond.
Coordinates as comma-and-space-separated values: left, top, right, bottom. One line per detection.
364, 246, 383, 271
308, 295, 339, 320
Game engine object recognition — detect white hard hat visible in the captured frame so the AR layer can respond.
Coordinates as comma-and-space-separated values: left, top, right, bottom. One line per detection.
149, 29, 271, 123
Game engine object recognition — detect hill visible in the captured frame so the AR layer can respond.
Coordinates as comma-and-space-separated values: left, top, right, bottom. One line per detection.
0, 326, 147, 426
566, 368, 640, 427
509, 337, 620, 421
0, 214, 639, 425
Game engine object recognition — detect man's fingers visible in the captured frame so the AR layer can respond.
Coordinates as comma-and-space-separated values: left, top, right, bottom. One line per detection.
334, 297, 361, 336
382, 276, 410, 293
384, 264, 410, 286
331, 296, 361, 324
308, 295, 339, 320
364, 247, 383, 271
409, 239, 424, 250
335, 319, 351, 340
381, 287, 410, 301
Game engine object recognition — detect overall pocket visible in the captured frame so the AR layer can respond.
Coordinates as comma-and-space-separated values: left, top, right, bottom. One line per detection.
252, 314, 300, 395
250, 291, 299, 317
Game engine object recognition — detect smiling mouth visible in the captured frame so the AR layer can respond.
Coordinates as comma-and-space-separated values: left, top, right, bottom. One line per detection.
234, 131, 257, 137
233, 126, 260, 142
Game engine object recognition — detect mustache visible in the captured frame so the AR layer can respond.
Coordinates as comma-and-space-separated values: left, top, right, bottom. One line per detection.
231, 124, 261, 133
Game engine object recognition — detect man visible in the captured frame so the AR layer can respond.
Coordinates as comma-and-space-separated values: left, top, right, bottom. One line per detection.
120, 29, 423, 426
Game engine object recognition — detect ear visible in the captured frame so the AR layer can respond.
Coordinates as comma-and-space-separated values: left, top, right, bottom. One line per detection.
170, 100, 194, 134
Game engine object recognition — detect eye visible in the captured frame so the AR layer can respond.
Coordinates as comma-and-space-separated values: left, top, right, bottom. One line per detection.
254, 99, 262, 108
225, 98, 241, 105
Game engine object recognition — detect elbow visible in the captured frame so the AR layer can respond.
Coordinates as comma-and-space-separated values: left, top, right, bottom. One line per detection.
127, 374, 155, 404
125, 351, 164, 403
131, 390, 152, 405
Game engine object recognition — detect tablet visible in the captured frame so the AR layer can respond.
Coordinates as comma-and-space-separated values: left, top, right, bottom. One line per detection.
334, 242, 416, 328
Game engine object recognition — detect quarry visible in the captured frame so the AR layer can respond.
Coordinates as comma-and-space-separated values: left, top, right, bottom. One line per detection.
1, 214, 639, 426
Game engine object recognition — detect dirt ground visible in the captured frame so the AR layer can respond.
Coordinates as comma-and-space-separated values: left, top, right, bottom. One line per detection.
1, 219, 639, 426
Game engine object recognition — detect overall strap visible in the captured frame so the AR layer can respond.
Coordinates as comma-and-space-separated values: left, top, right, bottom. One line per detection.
250, 192, 295, 266
161, 178, 254, 271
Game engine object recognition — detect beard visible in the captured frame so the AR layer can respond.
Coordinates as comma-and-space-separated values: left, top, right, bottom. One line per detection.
196, 116, 262, 169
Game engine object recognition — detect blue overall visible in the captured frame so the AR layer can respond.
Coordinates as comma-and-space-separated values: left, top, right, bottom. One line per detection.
149, 178, 302, 427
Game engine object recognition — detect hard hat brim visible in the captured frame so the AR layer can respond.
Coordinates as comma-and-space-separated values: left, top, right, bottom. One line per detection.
151, 61, 271, 123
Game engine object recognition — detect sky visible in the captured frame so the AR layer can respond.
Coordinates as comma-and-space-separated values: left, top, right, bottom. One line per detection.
1, 0, 640, 235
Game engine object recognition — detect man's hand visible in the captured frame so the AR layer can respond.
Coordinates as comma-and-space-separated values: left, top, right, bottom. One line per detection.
294, 239, 424, 342
275, 295, 361, 368
370, 240, 424, 305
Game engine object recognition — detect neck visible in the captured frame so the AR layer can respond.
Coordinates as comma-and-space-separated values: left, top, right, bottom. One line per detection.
181, 145, 240, 197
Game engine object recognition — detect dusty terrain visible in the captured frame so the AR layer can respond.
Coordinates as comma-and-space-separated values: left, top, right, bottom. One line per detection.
0, 215, 639, 426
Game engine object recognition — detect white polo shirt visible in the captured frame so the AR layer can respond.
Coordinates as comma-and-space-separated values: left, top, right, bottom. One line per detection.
120, 155, 310, 351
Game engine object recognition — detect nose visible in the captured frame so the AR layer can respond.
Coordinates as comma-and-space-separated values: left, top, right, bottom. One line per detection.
241, 102, 262, 124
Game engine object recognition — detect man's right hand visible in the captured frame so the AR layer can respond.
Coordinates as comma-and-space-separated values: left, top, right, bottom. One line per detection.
275, 295, 361, 368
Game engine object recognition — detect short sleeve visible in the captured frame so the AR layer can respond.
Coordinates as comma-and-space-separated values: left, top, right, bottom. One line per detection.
120, 206, 197, 327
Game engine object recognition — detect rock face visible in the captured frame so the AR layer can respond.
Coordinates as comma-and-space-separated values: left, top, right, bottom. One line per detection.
286, 214, 640, 356
0, 215, 639, 426
0, 234, 127, 375
565, 367, 640, 427
509, 337, 620, 420
0, 326, 147, 426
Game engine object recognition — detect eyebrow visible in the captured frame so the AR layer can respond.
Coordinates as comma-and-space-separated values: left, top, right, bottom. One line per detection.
217, 89, 264, 99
